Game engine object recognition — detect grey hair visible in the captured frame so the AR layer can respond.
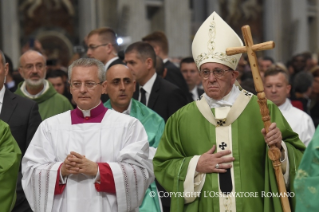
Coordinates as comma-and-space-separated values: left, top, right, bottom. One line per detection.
68, 58, 106, 82
0, 50, 6, 66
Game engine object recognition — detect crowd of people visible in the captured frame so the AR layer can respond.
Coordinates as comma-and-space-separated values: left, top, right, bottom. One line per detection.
0, 11, 318, 212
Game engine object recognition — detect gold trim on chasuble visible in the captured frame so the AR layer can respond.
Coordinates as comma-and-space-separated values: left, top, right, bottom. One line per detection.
196, 90, 252, 212
194, 16, 239, 70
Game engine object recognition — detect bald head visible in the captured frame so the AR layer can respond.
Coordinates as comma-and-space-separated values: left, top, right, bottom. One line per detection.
106, 64, 133, 80
19, 50, 46, 66
106, 64, 136, 113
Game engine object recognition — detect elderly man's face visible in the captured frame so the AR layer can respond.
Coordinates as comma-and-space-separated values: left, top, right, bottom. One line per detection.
106, 65, 136, 112
264, 73, 291, 106
19, 51, 46, 88
200, 62, 238, 100
70, 65, 106, 110
0, 54, 8, 90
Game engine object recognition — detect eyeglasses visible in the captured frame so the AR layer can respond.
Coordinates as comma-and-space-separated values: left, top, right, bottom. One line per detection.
200, 68, 233, 79
20, 63, 45, 71
87, 43, 109, 51
70, 81, 103, 89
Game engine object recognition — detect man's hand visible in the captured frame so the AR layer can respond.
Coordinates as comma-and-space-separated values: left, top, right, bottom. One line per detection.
261, 123, 282, 149
61, 154, 80, 177
196, 145, 235, 174
68, 151, 98, 176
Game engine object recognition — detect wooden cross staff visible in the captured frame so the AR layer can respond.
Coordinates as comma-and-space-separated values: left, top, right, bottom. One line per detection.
226, 25, 291, 212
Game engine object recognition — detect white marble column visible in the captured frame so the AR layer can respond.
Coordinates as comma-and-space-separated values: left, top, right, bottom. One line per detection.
164, 0, 191, 57
291, 0, 308, 54
78, 0, 97, 41
0, 0, 20, 68
263, 0, 283, 62
117, 0, 148, 43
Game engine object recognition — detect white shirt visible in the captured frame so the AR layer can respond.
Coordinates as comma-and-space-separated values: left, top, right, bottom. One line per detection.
105, 56, 119, 71
163, 58, 169, 63
0, 86, 5, 114
190, 86, 199, 101
139, 73, 157, 106
278, 98, 315, 146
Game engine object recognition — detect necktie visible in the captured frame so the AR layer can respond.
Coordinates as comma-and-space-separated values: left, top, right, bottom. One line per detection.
140, 88, 146, 105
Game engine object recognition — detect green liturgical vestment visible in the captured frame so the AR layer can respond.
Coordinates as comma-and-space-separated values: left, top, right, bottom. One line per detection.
0, 120, 21, 212
104, 98, 165, 212
15, 81, 73, 120
153, 92, 305, 212
294, 126, 319, 211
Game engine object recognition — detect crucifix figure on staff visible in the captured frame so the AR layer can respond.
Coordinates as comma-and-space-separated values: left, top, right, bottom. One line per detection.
153, 12, 305, 212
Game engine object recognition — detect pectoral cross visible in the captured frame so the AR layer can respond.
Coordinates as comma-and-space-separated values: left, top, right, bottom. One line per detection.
226, 26, 290, 212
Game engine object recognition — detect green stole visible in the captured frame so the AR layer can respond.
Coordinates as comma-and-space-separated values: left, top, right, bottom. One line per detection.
153, 90, 305, 212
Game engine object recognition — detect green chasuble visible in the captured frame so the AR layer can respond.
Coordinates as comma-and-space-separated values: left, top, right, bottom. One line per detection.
15, 81, 73, 120
294, 126, 319, 211
104, 98, 165, 212
0, 120, 21, 212
153, 93, 305, 212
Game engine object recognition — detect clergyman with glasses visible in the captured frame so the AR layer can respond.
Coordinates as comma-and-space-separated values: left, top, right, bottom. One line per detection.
86, 27, 124, 71
15, 50, 73, 120
22, 58, 154, 212
153, 12, 304, 211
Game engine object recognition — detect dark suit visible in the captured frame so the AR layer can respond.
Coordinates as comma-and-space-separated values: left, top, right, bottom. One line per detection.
197, 87, 204, 99
133, 75, 188, 211
108, 57, 124, 68
133, 75, 189, 122
101, 58, 126, 103
164, 60, 192, 102
0, 89, 42, 212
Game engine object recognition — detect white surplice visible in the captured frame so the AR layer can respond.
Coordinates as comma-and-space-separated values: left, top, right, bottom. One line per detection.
22, 109, 154, 212
279, 99, 315, 146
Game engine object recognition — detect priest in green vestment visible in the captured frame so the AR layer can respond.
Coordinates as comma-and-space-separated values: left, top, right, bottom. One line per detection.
153, 12, 305, 212
103, 64, 164, 212
0, 120, 21, 212
294, 126, 319, 211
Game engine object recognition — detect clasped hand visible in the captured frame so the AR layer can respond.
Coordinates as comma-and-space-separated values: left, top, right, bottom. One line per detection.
61, 151, 98, 177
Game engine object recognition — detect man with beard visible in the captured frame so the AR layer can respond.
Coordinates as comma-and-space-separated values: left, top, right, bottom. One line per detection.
15, 50, 73, 120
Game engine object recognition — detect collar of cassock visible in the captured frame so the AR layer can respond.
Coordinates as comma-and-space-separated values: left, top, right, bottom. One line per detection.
71, 101, 108, 124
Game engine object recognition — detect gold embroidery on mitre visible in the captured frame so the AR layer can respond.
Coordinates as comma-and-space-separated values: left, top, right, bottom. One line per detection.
195, 16, 238, 69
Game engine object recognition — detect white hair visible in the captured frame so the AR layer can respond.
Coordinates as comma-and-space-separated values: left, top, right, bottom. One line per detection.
68, 58, 105, 82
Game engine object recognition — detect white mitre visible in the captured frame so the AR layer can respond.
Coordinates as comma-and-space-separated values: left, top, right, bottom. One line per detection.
192, 12, 243, 70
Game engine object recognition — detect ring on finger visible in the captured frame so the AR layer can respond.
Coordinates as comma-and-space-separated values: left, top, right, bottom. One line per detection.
215, 163, 219, 169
